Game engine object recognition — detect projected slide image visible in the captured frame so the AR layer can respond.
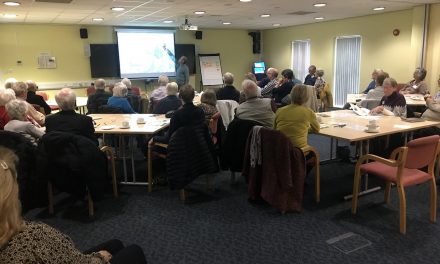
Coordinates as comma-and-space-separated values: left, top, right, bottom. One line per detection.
117, 31, 176, 78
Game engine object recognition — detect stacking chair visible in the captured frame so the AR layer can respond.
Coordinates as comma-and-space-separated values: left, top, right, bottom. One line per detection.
36, 91, 48, 101
301, 145, 321, 203
351, 135, 440, 234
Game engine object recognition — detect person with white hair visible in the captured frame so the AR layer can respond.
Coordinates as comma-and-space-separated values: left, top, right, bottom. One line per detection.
0, 88, 16, 129
150, 75, 169, 107
153, 82, 182, 114
107, 82, 136, 113
121, 78, 141, 112
235, 80, 276, 127
25, 80, 51, 115
11, 81, 45, 127
45, 88, 97, 145
4, 99, 44, 145
86, 78, 111, 114
216, 72, 240, 102
260, 68, 279, 98
4, 77, 17, 89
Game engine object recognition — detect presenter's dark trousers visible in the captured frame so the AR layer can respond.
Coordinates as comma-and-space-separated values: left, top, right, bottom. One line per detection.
84, 239, 147, 264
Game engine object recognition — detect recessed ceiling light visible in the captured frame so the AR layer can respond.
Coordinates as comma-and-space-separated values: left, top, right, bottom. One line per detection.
273, 23, 281, 27
194, 11, 205, 15
314, 17, 324, 20
3, 1, 20, 6
3, 13, 17, 18
260, 14, 270, 18
240, 0, 252, 2
222, 22, 231, 25
92, 18, 104, 22
111, 7, 125, 11
313, 3, 326, 7
373, 7, 385, 11
163, 20, 173, 23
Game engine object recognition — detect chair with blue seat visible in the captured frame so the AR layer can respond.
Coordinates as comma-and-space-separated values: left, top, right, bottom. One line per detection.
351, 135, 440, 234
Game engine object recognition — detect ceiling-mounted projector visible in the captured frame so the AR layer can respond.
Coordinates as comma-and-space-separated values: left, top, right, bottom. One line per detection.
180, 17, 198, 30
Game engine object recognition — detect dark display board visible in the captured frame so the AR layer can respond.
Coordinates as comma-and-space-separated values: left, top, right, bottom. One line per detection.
175, 44, 196, 74
90, 44, 120, 78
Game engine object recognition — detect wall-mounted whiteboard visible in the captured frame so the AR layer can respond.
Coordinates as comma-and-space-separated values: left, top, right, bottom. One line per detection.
199, 54, 223, 86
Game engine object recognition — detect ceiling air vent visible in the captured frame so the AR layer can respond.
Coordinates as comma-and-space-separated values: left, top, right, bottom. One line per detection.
288, 11, 316, 15
35, 0, 73, 3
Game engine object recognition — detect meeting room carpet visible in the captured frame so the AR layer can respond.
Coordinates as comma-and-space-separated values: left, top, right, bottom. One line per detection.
24, 135, 440, 264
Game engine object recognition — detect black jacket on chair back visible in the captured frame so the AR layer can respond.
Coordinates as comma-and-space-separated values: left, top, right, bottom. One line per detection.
37, 132, 108, 200
0, 131, 46, 211
166, 124, 219, 190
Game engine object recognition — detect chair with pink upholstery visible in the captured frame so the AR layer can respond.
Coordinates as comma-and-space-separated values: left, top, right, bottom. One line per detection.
86, 86, 96, 96
351, 135, 440, 234
132, 86, 141, 96
36, 91, 48, 101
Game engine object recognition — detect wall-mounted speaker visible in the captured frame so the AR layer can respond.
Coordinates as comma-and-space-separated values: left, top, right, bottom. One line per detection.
248, 31, 261, 54
80, 28, 88, 39
195, 30, 203, 40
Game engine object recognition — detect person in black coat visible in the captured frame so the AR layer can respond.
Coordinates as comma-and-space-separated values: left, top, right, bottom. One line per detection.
86, 78, 111, 114
153, 82, 182, 114
216, 72, 240, 103
273, 69, 295, 104
45, 88, 98, 145
304, 65, 317, 86
25, 80, 51, 115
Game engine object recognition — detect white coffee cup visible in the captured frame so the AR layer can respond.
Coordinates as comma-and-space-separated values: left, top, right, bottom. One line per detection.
122, 121, 130, 128
367, 120, 378, 131
137, 117, 145, 124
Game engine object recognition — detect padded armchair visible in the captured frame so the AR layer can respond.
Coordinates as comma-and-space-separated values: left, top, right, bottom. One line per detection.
301, 145, 321, 203
351, 135, 440, 234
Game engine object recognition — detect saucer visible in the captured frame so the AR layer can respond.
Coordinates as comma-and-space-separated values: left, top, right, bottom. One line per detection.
101, 125, 116, 130
119, 126, 130, 129
136, 121, 146, 124
364, 128, 379, 133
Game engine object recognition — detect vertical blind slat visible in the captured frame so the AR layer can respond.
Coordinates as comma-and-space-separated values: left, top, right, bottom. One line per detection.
292, 40, 310, 82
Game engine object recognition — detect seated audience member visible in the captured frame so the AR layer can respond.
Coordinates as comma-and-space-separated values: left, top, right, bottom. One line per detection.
45, 88, 98, 145
236, 80, 276, 128
239, 73, 261, 103
108, 82, 136, 114
153, 82, 182, 114
216, 72, 240, 102
150, 75, 169, 108
0, 88, 15, 129
0, 147, 147, 264
25, 80, 51, 115
274, 84, 320, 149
400, 67, 429, 95
260, 67, 279, 98
154, 84, 205, 144
273, 69, 299, 104
11, 82, 45, 127
370, 77, 407, 117
363, 69, 382, 94
304, 65, 317, 86
358, 72, 388, 108
4, 77, 17, 89
86, 78, 111, 114
122, 78, 141, 112
417, 76, 440, 137
4, 100, 44, 146
198, 90, 218, 124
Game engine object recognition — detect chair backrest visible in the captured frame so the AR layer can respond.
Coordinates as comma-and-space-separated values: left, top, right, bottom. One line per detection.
132, 86, 141, 96
87, 86, 96, 96
97, 105, 123, 113
36, 91, 48, 101
209, 112, 221, 135
405, 135, 440, 169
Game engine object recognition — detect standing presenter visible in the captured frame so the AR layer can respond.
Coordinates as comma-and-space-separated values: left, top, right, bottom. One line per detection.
176, 56, 189, 89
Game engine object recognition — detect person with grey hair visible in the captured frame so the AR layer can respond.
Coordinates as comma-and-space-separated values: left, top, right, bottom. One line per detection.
11, 81, 45, 127
150, 75, 169, 108
197, 90, 218, 124
261, 67, 279, 98
216, 72, 240, 102
0, 88, 16, 129
274, 84, 320, 149
235, 80, 276, 127
176, 56, 189, 88
45, 88, 97, 145
121, 78, 141, 112
86, 78, 111, 114
108, 82, 136, 113
153, 82, 182, 114
25, 80, 51, 115
400, 67, 429, 95
363, 69, 383, 94
4, 99, 44, 145
4, 77, 17, 89
304, 65, 317, 86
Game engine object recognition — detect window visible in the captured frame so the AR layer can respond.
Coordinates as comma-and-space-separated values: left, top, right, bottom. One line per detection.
333, 36, 362, 107
291, 40, 310, 82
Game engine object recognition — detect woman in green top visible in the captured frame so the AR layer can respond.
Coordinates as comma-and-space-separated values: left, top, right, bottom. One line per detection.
274, 84, 320, 149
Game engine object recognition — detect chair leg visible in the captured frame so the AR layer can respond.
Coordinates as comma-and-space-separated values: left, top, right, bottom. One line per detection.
47, 182, 54, 215
88, 191, 94, 217
430, 177, 437, 223
384, 182, 391, 204
351, 168, 362, 215
179, 189, 187, 201
102, 146, 118, 198
397, 184, 407, 234
315, 156, 320, 203
147, 139, 153, 193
